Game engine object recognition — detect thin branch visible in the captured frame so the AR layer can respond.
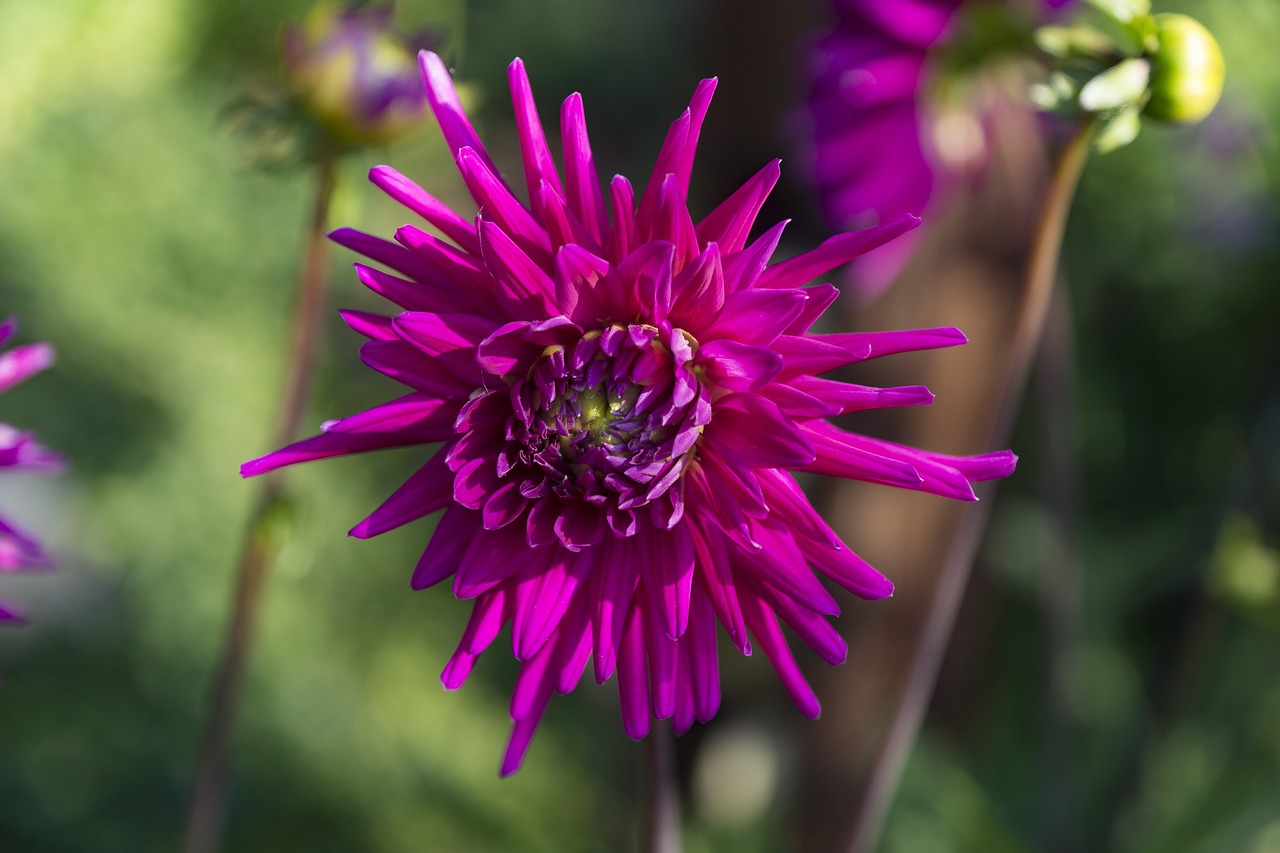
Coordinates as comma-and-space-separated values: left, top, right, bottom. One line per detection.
844, 118, 1096, 853
182, 151, 337, 853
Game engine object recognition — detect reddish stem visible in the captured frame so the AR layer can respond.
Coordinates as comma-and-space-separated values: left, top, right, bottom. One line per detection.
843, 118, 1096, 853
182, 151, 337, 853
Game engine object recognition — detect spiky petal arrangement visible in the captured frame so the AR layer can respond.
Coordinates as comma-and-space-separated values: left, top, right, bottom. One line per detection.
0, 319, 63, 623
243, 52, 1016, 775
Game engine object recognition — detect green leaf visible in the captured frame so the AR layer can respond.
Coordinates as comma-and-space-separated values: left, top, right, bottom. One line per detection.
1083, 0, 1151, 24
1030, 71, 1082, 112
1094, 104, 1142, 152
1079, 57, 1151, 112
1033, 24, 1118, 59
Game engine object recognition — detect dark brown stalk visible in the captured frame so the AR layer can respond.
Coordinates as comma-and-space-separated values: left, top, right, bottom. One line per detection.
843, 118, 1096, 853
182, 150, 337, 853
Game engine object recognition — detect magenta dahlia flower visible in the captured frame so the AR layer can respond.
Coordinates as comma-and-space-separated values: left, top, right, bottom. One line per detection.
0, 319, 62, 623
243, 52, 1016, 774
807, 0, 1073, 296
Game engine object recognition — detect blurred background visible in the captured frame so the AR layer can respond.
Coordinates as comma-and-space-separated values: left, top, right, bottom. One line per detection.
0, 0, 1276, 851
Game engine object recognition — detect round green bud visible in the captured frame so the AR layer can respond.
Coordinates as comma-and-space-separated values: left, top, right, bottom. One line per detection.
1144, 13, 1225, 124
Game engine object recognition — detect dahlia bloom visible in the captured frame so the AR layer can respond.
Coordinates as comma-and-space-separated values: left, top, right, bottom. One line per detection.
808, 0, 1073, 295
0, 319, 62, 623
243, 52, 1016, 774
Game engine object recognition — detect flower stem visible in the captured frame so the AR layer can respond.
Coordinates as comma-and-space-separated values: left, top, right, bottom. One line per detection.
843, 118, 1096, 853
644, 722, 683, 853
182, 150, 337, 853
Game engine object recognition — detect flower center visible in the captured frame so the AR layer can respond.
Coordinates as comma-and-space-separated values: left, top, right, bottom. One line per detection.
502, 323, 711, 513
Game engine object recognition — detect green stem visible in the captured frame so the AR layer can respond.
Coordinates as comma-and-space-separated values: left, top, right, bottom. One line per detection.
181, 150, 338, 853
843, 118, 1097, 853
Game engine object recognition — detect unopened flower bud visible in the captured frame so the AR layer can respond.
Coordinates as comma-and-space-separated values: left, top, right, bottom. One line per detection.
1144, 13, 1224, 124
282, 3, 431, 147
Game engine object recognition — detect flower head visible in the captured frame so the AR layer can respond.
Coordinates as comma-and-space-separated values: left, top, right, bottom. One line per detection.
807, 0, 1072, 296
0, 318, 63, 624
243, 53, 1016, 774
282, 2, 433, 147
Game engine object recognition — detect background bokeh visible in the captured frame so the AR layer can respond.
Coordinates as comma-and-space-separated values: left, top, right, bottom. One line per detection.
0, 0, 1276, 851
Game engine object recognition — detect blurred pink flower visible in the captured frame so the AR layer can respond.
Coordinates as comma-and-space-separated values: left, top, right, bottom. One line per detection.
0, 319, 63, 624
244, 53, 1016, 774
807, 0, 1073, 296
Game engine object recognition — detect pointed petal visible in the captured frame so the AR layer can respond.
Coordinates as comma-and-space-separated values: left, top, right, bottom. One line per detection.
696, 340, 782, 393
241, 428, 432, 477
701, 393, 815, 470
369, 165, 482, 255
508, 58, 565, 203
419, 51, 502, 175
696, 159, 781, 255
707, 288, 807, 346
350, 452, 453, 539
723, 220, 787, 293
412, 504, 479, 590
0, 343, 54, 394
739, 591, 821, 719
617, 601, 652, 739
561, 92, 610, 245
756, 214, 920, 288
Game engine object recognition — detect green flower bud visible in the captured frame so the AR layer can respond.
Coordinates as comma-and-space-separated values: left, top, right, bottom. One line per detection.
1144, 13, 1225, 124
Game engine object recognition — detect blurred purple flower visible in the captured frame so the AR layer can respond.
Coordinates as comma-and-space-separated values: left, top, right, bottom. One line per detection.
282, 2, 433, 147
243, 52, 1017, 774
0, 319, 63, 624
807, 0, 1072, 297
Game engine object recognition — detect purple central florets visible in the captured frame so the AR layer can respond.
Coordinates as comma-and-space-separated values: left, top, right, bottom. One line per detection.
500, 323, 711, 517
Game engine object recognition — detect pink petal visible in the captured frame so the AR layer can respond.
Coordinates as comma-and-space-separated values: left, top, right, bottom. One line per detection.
688, 517, 749, 654
0, 343, 54, 395
701, 393, 815, 470
739, 591, 821, 719
419, 51, 502, 177
368, 165, 483, 255
591, 536, 640, 683
454, 521, 547, 599
412, 505, 479, 590
696, 159, 781, 255
459, 148, 552, 267
241, 428, 431, 478
350, 451, 453, 539
706, 288, 808, 346
339, 309, 396, 341
796, 531, 894, 600
508, 58, 565, 203
697, 340, 782, 393
617, 601, 652, 739
722, 219, 786, 293
561, 93, 610, 244
668, 242, 725, 328
756, 214, 920, 289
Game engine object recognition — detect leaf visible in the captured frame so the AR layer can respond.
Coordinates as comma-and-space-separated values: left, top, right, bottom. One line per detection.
1079, 58, 1151, 112
1083, 0, 1151, 24
1034, 24, 1120, 60
1094, 105, 1142, 153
